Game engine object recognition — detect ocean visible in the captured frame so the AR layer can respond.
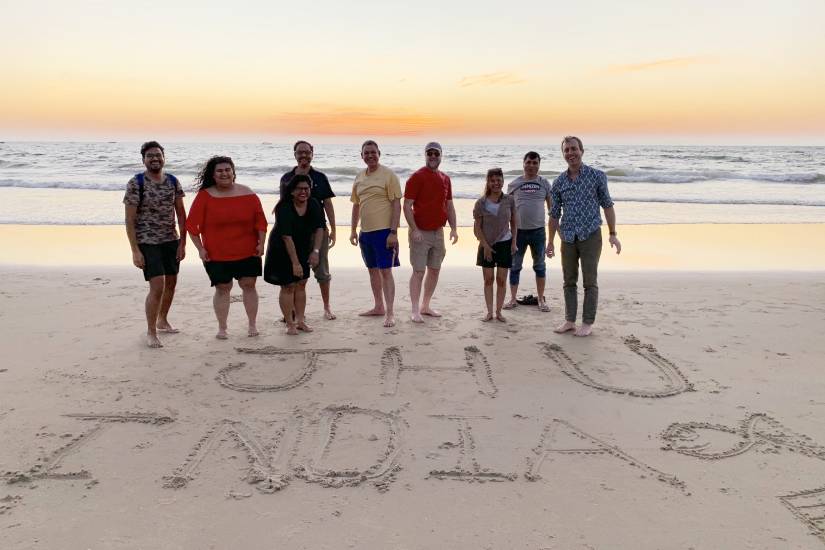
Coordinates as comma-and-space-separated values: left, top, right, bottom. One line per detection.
1, 141, 823, 226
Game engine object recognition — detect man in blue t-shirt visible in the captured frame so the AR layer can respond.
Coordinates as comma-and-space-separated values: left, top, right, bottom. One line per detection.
279, 140, 337, 320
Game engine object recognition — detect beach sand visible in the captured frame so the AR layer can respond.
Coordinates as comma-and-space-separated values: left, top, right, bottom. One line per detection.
1, 225, 825, 549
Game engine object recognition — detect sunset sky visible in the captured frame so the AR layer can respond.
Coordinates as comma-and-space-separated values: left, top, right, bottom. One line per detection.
2, 0, 824, 144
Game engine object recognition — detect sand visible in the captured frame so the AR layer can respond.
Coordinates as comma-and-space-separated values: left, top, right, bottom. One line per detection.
1, 225, 825, 549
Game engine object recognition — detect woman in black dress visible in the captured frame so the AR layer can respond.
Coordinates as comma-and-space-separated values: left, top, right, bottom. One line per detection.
264, 175, 324, 335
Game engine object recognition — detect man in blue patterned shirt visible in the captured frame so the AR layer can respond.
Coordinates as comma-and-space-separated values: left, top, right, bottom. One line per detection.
546, 136, 621, 337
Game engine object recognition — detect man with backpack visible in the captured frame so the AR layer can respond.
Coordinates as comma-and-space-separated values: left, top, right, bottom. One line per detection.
123, 141, 187, 348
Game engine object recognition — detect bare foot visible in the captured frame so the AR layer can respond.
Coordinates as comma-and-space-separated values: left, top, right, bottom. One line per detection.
411, 312, 424, 323
156, 321, 179, 334
495, 313, 507, 323
574, 323, 593, 337
421, 307, 441, 317
324, 309, 337, 320
383, 315, 395, 327
147, 333, 163, 348
215, 329, 228, 340
296, 322, 314, 332
286, 325, 299, 335
359, 307, 385, 317
481, 312, 493, 322
248, 325, 259, 337
554, 321, 576, 334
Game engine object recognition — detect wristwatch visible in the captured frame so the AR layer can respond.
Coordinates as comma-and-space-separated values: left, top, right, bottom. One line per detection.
312, 249, 320, 254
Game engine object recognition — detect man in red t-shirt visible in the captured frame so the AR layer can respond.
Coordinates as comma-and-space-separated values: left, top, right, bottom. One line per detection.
402, 142, 458, 323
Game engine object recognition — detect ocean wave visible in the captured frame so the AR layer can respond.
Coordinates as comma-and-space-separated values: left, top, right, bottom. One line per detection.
448, 190, 825, 206
604, 168, 825, 184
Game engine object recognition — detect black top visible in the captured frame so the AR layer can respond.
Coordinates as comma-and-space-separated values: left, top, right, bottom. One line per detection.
271, 199, 325, 258
279, 167, 335, 227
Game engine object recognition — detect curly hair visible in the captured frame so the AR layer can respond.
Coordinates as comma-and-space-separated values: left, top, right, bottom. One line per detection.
195, 156, 235, 190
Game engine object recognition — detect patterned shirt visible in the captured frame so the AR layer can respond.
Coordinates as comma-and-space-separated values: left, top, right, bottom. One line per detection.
123, 173, 185, 245
550, 165, 614, 243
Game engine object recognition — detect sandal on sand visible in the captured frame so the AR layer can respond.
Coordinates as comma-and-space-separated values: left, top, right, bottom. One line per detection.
517, 294, 538, 306
503, 301, 518, 310
538, 301, 550, 312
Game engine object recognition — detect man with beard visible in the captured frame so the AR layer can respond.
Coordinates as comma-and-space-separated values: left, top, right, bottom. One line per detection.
124, 141, 186, 348
279, 140, 337, 320
402, 141, 458, 323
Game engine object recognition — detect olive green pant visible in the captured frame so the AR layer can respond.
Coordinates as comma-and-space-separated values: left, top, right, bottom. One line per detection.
561, 229, 602, 325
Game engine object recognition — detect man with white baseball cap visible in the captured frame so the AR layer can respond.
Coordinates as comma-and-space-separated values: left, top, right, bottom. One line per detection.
402, 141, 458, 323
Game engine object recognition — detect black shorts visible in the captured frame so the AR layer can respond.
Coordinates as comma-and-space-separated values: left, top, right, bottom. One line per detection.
139, 240, 180, 281
203, 256, 262, 286
476, 239, 513, 269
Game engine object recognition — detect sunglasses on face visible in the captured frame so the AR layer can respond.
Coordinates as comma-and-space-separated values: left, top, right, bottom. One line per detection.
426, 151, 441, 157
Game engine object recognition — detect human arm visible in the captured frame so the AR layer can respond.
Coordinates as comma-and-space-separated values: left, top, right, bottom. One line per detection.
402, 198, 422, 242
350, 203, 360, 245
474, 218, 493, 262
510, 200, 518, 254
309, 227, 323, 268
323, 199, 336, 248
547, 181, 562, 258
185, 191, 210, 261
447, 199, 458, 244
547, 217, 558, 258
124, 205, 144, 269
174, 196, 187, 261
386, 198, 401, 249
604, 206, 621, 254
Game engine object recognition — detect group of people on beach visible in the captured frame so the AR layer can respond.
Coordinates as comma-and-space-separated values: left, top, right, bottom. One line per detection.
124, 137, 621, 348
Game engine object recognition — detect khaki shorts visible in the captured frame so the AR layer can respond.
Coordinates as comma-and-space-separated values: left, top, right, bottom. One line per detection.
311, 229, 332, 283
409, 228, 446, 271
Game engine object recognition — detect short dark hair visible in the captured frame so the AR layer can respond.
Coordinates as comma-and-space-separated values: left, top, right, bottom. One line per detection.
196, 156, 235, 190
140, 141, 164, 158
523, 151, 541, 162
561, 136, 584, 151
293, 140, 313, 152
361, 140, 380, 153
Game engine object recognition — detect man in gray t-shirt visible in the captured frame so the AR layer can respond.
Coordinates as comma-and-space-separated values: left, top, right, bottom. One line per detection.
504, 151, 553, 311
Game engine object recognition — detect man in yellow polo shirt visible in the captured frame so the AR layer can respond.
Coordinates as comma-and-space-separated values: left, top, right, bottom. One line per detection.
349, 140, 403, 327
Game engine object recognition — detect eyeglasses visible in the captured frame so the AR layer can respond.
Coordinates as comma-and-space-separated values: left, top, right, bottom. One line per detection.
426, 151, 441, 157
295, 187, 310, 193
145, 153, 163, 159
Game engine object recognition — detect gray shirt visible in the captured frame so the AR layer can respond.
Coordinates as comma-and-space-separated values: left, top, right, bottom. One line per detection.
507, 175, 551, 230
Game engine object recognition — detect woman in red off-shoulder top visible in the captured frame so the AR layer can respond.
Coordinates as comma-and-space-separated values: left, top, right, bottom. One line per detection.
186, 156, 268, 339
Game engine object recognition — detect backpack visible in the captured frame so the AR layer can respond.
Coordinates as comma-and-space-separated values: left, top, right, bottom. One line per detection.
135, 173, 179, 208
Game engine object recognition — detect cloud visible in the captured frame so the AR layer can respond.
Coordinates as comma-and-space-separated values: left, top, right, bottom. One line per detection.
266, 106, 454, 136
459, 72, 526, 88
606, 56, 715, 74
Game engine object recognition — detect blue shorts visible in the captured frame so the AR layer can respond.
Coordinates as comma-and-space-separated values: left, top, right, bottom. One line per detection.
359, 228, 401, 269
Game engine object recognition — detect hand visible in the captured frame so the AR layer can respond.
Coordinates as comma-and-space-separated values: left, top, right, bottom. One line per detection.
292, 262, 303, 278
132, 250, 145, 269
176, 243, 186, 262
309, 250, 320, 268
449, 228, 458, 245
328, 229, 336, 249
386, 232, 399, 249
545, 242, 555, 258
198, 248, 210, 262
350, 229, 358, 246
510, 240, 518, 255
483, 244, 493, 262
410, 228, 423, 243
256, 241, 265, 257
609, 234, 622, 255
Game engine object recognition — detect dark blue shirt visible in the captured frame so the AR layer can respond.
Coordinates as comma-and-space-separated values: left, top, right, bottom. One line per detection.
550, 164, 614, 243
279, 167, 335, 227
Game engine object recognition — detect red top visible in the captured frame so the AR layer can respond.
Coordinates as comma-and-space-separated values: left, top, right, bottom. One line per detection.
185, 191, 268, 261
403, 167, 453, 231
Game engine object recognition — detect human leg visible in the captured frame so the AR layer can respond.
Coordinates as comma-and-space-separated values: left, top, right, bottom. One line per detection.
360, 268, 386, 316
379, 268, 396, 327
506, 230, 527, 308
555, 239, 579, 333
145, 276, 165, 348
295, 279, 313, 332
238, 276, 259, 336
279, 284, 298, 335
495, 267, 509, 321
576, 231, 603, 336
213, 281, 233, 339
409, 269, 425, 323
313, 230, 335, 319
482, 267, 494, 320
157, 274, 179, 332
